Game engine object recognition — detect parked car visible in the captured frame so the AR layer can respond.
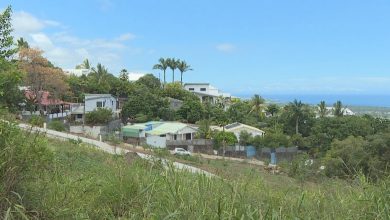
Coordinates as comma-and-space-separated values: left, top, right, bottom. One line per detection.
173, 148, 191, 156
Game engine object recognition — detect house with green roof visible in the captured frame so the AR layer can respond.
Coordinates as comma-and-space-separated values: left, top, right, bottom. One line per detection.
122, 121, 198, 148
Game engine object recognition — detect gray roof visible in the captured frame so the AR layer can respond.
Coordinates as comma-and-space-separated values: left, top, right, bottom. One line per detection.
184, 83, 210, 86
85, 94, 116, 101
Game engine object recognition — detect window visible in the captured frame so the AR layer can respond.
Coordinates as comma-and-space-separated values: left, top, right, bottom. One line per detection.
200, 88, 206, 91
189, 88, 194, 91
77, 114, 83, 119
186, 133, 192, 140
96, 101, 103, 108
174, 134, 177, 140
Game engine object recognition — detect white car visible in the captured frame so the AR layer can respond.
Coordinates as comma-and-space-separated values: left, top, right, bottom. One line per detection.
173, 148, 191, 156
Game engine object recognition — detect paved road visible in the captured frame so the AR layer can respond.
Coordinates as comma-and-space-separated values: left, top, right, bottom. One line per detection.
17, 123, 215, 177
196, 153, 264, 166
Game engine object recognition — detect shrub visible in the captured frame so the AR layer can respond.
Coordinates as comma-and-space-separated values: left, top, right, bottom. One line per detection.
48, 120, 66, 131
85, 108, 112, 125
28, 115, 45, 127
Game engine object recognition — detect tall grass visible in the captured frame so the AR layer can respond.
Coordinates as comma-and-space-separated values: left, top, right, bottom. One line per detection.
10, 138, 389, 219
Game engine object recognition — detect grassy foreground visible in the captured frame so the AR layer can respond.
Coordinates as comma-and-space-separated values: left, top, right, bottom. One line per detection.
3, 136, 384, 219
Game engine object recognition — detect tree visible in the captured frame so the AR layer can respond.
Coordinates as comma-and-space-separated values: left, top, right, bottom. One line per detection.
177, 97, 204, 123
177, 59, 192, 85
76, 58, 91, 70
166, 58, 178, 83
260, 131, 290, 149
333, 100, 344, 117
324, 136, 368, 178
196, 119, 212, 139
213, 131, 238, 150
85, 108, 113, 125
285, 99, 305, 135
19, 48, 68, 115
318, 101, 328, 118
249, 94, 265, 119
90, 63, 109, 84
266, 104, 280, 117
136, 74, 161, 90
239, 130, 253, 146
0, 6, 16, 59
119, 69, 129, 81
16, 37, 29, 50
153, 58, 168, 86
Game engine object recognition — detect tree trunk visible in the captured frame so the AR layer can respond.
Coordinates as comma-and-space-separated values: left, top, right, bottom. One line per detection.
163, 70, 166, 88
172, 70, 175, 82
295, 116, 299, 134
180, 72, 183, 85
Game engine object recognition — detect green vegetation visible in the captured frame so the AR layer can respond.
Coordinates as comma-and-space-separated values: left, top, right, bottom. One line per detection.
85, 108, 113, 125
1, 120, 390, 219
48, 120, 66, 131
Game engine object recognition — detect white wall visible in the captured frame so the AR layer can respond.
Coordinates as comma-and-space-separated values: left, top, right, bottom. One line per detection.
70, 125, 105, 138
85, 97, 117, 113
146, 135, 167, 148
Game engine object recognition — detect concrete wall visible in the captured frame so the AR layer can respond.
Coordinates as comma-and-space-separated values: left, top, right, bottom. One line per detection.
70, 125, 105, 138
146, 135, 167, 148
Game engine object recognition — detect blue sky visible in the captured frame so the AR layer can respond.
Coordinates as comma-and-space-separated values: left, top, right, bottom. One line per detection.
3, 0, 390, 97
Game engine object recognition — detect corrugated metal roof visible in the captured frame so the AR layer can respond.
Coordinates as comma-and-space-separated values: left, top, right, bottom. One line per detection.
146, 123, 190, 136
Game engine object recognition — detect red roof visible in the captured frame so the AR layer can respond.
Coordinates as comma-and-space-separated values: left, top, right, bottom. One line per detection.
25, 90, 65, 106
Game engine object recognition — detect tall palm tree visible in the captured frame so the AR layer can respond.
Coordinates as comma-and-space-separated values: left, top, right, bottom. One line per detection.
249, 94, 266, 119
76, 58, 91, 70
286, 99, 304, 134
266, 103, 280, 117
333, 100, 344, 117
318, 101, 328, 118
153, 58, 168, 86
166, 58, 178, 83
91, 63, 109, 84
177, 59, 193, 85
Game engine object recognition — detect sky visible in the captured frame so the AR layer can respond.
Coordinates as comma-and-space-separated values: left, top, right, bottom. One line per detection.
2, 0, 390, 97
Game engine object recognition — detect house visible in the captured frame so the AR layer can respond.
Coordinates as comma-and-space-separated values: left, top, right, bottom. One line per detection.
22, 90, 71, 119
128, 73, 145, 81
212, 122, 265, 150
63, 68, 90, 77
71, 94, 118, 122
122, 121, 198, 148
316, 107, 356, 118
183, 83, 231, 103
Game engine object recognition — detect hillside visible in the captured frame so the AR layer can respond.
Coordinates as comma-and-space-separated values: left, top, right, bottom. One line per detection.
2, 125, 389, 219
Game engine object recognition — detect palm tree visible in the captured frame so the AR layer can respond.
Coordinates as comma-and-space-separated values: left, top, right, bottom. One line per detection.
318, 101, 328, 118
91, 63, 109, 84
333, 100, 344, 117
249, 94, 266, 119
177, 59, 193, 85
266, 103, 280, 117
153, 58, 168, 87
166, 58, 178, 83
76, 58, 91, 70
286, 99, 304, 134
17, 37, 29, 49
119, 69, 128, 81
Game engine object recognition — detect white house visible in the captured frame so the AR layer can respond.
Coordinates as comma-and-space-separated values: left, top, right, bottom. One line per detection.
183, 83, 231, 103
122, 121, 198, 148
71, 94, 118, 122
128, 73, 145, 81
212, 122, 265, 150
63, 69, 90, 77
318, 107, 356, 117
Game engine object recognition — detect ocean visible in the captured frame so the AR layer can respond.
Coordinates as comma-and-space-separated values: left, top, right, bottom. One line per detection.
238, 94, 390, 107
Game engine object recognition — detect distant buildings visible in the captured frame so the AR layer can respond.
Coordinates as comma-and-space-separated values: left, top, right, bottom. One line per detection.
63, 68, 90, 77
316, 107, 356, 117
183, 83, 231, 103
128, 73, 145, 81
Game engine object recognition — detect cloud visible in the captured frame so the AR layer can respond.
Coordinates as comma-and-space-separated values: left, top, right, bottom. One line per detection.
11, 10, 140, 73
115, 33, 136, 41
216, 43, 236, 53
